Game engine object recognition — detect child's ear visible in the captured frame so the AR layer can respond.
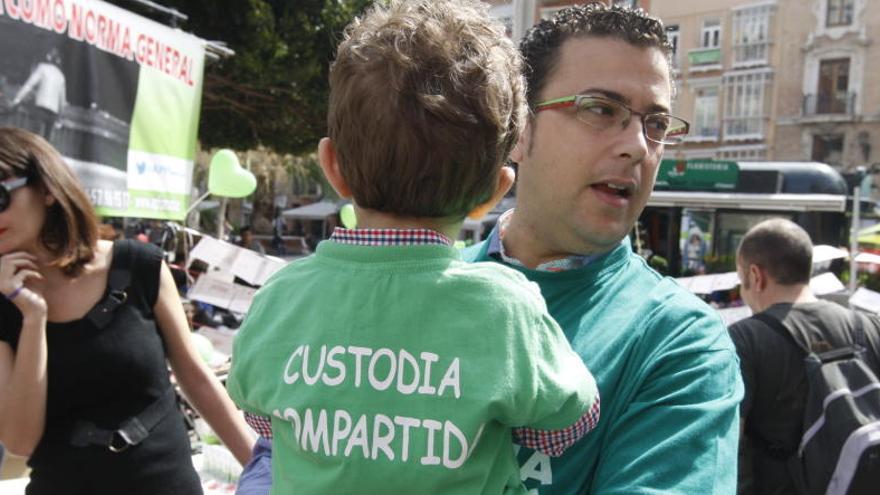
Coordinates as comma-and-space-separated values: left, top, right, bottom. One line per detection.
318, 137, 353, 199
467, 166, 514, 220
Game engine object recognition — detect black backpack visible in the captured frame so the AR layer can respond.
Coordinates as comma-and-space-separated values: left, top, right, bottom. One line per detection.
753, 311, 880, 494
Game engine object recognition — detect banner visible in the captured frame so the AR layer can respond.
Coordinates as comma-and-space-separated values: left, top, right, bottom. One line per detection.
0, 0, 205, 220
656, 159, 739, 191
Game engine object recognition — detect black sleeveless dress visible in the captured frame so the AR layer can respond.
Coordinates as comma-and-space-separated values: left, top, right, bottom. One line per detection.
0, 240, 202, 494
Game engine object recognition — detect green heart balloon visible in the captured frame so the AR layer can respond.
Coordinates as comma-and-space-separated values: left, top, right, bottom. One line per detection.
340, 203, 357, 229
190, 332, 215, 364
208, 149, 257, 198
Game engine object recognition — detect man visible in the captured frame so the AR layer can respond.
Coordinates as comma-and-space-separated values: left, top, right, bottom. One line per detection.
729, 218, 880, 493
463, 4, 743, 493
12, 48, 66, 141
237, 225, 265, 255
271, 207, 287, 255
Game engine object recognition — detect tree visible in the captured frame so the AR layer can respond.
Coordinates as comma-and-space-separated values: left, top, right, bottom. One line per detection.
115, 0, 374, 155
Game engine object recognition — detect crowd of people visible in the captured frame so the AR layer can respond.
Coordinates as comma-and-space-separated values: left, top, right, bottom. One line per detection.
0, 1, 877, 494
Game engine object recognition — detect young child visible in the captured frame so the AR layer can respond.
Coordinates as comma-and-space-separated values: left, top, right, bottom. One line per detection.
226, 1, 599, 493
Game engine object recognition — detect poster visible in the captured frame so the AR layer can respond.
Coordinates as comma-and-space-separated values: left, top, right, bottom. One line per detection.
680, 208, 713, 275
0, 0, 205, 220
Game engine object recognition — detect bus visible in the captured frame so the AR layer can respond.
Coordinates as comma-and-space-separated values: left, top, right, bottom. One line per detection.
639, 160, 855, 276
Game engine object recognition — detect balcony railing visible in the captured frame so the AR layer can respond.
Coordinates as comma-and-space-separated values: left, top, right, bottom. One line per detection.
732, 42, 770, 66
802, 92, 856, 116
688, 47, 721, 66
723, 117, 765, 139
688, 127, 720, 141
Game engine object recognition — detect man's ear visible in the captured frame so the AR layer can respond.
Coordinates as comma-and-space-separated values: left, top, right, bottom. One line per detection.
318, 137, 352, 199
509, 120, 531, 164
467, 166, 515, 220
749, 263, 766, 292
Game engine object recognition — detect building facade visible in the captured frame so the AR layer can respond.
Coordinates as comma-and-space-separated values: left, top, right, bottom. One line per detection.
650, 0, 879, 175
486, 0, 878, 175
772, 0, 878, 172
486, 1, 649, 39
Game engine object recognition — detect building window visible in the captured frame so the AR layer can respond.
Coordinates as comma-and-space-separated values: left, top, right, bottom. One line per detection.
716, 145, 767, 161
732, 4, 773, 66
826, 0, 854, 27
539, 6, 566, 21
815, 58, 851, 114
666, 25, 680, 66
488, 3, 513, 38
723, 70, 772, 139
812, 135, 844, 166
701, 19, 721, 49
693, 88, 720, 138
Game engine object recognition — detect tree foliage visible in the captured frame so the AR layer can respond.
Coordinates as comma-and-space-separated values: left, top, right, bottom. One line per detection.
115, 0, 374, 155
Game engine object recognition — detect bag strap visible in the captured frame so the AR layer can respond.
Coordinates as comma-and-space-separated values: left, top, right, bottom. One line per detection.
851, 311, 868, 350
85, 241, 133, 329
743, 313, 810, 462
69, 386, 177, 452
751, 312, 812, 356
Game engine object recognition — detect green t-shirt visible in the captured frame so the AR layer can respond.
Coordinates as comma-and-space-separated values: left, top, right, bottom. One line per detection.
228, 242, 597, 494
464, 240, 743, 494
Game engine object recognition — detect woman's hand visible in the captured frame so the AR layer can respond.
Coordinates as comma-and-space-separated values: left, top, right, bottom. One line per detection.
0, 252, 47, 320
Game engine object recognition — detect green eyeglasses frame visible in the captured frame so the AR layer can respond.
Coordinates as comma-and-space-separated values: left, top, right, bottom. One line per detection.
534, 94, 691, 145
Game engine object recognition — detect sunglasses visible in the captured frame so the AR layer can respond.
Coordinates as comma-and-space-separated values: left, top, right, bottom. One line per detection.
0, 176, 29, 213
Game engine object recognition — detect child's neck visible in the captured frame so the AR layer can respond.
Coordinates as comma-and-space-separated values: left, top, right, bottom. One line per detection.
353, 206, 462, 241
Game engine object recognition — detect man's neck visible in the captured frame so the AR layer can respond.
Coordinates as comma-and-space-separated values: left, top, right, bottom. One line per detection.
353, 206, 461, 240
503, 209, 606, 269
754, 283, 818, 313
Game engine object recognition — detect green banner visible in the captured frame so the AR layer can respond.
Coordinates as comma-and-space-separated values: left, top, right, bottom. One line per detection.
0, 0, 205, 220
656, 159, 739, 190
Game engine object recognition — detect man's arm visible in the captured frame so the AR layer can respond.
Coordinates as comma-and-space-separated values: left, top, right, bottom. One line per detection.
590, 316, 743, 494
12, 65, 42, 107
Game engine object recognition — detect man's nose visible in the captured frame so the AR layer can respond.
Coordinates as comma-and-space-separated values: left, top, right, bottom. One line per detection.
616, 114, 650, 163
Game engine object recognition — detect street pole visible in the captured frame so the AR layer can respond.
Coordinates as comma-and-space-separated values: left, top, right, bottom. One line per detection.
850, 185, 860, 293
217, 197, 228, 241
850, 166, 867, 293
513, 0, 536, 41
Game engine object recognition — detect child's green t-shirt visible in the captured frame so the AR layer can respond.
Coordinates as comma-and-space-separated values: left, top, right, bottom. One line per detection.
227, 242, 597, 494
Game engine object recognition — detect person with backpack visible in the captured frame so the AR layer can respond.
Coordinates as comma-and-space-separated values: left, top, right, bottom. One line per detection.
729, 218, 880, 494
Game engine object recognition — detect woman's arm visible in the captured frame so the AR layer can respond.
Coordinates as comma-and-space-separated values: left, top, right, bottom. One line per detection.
153, 261, 255, 465
0, 253, 48, 456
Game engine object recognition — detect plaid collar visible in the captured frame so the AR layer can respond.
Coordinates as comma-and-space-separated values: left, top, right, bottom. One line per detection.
329, 227, 453, 246
486, 209, 600, 272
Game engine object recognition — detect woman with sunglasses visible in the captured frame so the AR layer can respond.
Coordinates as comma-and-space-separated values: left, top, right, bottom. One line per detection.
0, 127, 254, 493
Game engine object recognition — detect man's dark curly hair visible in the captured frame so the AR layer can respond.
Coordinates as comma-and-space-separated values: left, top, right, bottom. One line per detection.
520, 3, 674, 109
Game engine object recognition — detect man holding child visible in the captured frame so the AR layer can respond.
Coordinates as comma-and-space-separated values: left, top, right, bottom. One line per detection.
463, 4, 743, 494
229, 2, 743, 494
228, 1, 599, 493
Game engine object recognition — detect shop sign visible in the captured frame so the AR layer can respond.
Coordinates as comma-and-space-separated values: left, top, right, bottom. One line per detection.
656, 159, 739, 190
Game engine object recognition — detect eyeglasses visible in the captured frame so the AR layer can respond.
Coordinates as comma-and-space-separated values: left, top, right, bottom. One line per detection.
534, 94, 690, 145
0, 176, 28, 213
